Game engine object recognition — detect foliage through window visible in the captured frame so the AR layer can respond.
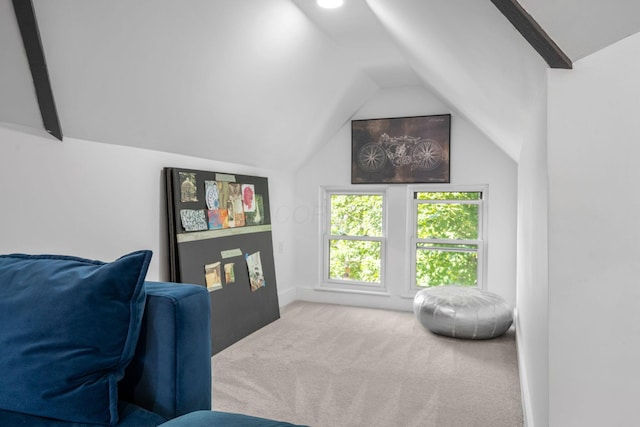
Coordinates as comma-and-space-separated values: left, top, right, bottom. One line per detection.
412, 191, 484, 288
325, 191, 385, 286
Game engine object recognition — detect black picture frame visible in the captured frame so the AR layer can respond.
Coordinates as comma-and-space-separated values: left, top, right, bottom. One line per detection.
351, 114, 451, 184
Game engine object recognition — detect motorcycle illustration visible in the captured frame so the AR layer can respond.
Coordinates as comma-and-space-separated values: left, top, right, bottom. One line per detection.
357, 133, 444, 173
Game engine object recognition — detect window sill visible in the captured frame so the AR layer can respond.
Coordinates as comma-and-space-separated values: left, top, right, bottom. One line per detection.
315, 285, 391, 297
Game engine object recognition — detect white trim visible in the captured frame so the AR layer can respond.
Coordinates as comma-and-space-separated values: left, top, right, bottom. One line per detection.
327, 235, 383, 242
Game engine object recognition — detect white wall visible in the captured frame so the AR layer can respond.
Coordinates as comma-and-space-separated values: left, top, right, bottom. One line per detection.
0, 124, 297, 306
515, 69, 549, 427
548, 32, 640, 426
293, 86, 517, 311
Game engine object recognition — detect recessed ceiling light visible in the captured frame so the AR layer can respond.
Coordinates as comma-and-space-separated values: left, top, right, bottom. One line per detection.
317, 0, 343, 9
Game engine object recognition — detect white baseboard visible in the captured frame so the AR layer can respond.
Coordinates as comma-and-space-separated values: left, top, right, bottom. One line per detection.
278, 287, 297, 307
296, 287, 413, 312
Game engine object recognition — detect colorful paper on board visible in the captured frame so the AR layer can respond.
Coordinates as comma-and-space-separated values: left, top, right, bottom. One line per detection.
207, 209, 223, 229
205, 181, 219, 210
241, 184, 256, 213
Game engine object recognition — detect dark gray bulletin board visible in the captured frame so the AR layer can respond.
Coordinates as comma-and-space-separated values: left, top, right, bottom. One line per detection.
164, 167, 280, 355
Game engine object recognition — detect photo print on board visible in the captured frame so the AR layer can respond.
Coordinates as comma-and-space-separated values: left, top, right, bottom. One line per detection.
245, 251, 265, 292
224, 263, 236, 284
204, 262, 222, 291
179, 172, 198, 202
228, 183, 245, 227
217, 181, 229, 210
244, 194, 264, 226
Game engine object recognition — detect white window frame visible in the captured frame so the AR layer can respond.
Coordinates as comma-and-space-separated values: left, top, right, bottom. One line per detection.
321, 187, 387, 293
408, 184, 488, 292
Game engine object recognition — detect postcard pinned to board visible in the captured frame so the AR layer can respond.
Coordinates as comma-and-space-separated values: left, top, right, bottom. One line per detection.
245, 251, 266, 292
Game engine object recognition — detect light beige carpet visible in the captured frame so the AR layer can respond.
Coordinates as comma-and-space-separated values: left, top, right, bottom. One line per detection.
212, 301, 523, 427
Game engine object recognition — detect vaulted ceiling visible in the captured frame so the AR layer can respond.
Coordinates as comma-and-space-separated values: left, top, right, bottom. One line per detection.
2, 0, 640, 170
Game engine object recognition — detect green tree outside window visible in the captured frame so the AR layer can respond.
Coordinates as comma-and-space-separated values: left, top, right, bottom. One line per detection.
414, 192, 481, 287
328, 194, 383, 284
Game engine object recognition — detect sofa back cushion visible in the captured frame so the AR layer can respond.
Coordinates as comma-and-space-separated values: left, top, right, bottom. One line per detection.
0, 250, 152, 426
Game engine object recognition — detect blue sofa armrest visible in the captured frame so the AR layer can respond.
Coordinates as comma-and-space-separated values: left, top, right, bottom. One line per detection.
119, 281, 212, 421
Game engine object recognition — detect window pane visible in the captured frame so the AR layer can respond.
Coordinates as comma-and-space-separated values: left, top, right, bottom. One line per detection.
329, 239, 381, 283
330, 194, 383, 237
415, 192, 481, 201
415, 248, 477, 287
416, 203, 478, 239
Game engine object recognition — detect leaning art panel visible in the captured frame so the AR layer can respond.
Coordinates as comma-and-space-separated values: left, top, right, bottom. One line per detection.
164, 167, 280, 354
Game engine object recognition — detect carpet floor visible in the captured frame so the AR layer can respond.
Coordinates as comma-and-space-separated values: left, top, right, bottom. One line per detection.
212, 301, 523, 427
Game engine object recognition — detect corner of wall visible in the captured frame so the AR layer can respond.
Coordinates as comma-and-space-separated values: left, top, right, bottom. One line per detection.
514, 308, 533, 427
278, 287, 298, 308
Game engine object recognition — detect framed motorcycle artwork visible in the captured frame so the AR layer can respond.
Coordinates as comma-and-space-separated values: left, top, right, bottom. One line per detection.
351, 114, 451, 184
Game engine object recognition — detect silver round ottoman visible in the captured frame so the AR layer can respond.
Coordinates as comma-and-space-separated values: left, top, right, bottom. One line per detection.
413, 286, 513, 339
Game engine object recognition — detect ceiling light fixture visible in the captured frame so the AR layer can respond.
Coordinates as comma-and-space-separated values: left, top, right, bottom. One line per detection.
317, 0, 343, 9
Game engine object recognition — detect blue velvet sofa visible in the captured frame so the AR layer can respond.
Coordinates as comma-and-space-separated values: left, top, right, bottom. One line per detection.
0, 251, 304, 427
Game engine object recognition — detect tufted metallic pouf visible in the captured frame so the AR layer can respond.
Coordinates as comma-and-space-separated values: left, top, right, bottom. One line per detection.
413, 286, 513, 339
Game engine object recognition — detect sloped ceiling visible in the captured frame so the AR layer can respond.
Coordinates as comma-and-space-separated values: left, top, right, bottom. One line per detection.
31, 0, 382, 168
2, 0, 640, 170
518, 0, 640, 61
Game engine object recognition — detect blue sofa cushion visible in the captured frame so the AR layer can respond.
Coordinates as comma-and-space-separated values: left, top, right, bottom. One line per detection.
0, 251, 152, 426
